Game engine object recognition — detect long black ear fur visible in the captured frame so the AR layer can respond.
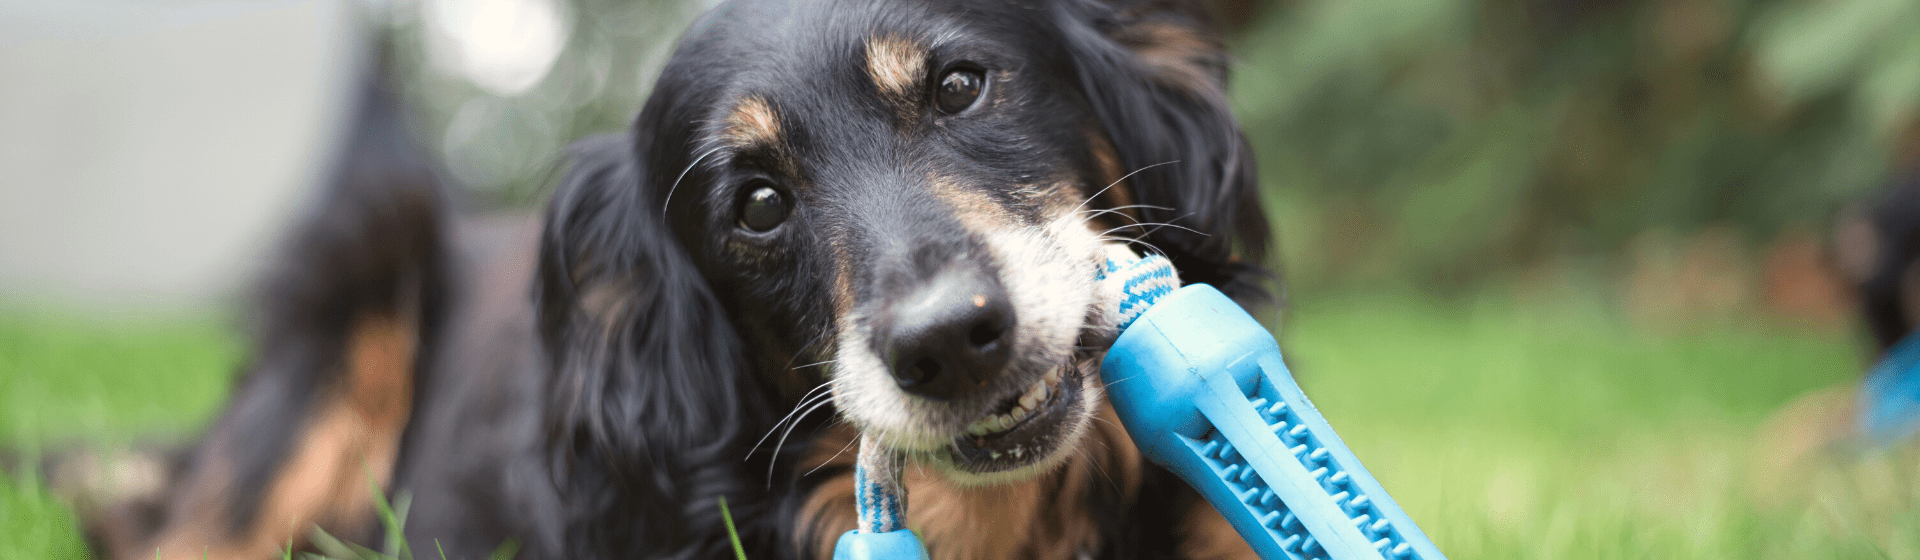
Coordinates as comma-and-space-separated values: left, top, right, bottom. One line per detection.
1057, 0, 1274, 305
536, 134, 783, 558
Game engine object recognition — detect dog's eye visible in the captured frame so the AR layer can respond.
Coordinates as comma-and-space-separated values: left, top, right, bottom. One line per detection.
935, 69, 984, 114
738, 184, 791, 233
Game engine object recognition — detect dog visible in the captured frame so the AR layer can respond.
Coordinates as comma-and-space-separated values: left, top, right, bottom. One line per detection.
78, 0, 1273, 558
1746, 171, 1920, 524
1834, 172, 1920, 352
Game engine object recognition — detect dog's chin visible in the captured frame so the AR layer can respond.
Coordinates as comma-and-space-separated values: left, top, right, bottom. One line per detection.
923, 359, 1102, 486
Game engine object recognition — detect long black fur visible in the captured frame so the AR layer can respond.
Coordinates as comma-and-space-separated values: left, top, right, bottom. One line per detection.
1057, 0, 1272, 304
537, 133, 790, 558
79, 1, 1274, 559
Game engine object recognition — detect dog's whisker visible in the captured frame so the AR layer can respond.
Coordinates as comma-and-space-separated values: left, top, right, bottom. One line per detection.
779, 332, 830, 372
1078, 208, 1144, 226
1092, 235, 1169, 258
748, 386, 835, 460
1101, 372, 1141, 389
804, 428, 860, 477
1075, 204, 1175, 226
661, 144, 725, 216
790, 360, 835, 371
1073, 160, 1180, 215
765, 397, 838, 486
1099, 221, 1209, 238
1072, 443, 1121, 494
1098, 203, 1176, 212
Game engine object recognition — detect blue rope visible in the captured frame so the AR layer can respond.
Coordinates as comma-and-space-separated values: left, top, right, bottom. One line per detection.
854, 437, 906, 533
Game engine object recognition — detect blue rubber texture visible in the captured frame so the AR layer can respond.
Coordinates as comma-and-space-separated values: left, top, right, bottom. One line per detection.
1101, 284, 1446, 560
833, 530, 931, 560
1861, 331, 1920, 444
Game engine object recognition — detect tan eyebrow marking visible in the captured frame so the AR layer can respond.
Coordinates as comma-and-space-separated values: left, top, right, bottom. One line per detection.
723, 95, 782, 148
865, 34, 926, 100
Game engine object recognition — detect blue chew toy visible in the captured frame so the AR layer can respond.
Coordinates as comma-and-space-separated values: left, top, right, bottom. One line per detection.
1101, 257, 1444, 560
1859, 332, 1920, 444
834, 250, 1446, 560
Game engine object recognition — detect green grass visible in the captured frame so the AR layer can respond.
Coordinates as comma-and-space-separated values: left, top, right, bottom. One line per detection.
0, 287, 1904, 558
1281, 288, 1895, 558
1, 309, 237, 559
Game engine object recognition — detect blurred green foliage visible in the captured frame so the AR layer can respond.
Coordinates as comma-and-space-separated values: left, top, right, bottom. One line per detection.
1231, 0, 1920, 289
382, 0, 1920, 292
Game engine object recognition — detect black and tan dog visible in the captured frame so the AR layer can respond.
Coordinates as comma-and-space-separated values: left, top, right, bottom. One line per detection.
80, 0, 1273, 558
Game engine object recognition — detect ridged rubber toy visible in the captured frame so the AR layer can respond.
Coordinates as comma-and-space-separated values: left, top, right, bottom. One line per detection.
1101, 280, 1446, 560
833, 249, 1446, 560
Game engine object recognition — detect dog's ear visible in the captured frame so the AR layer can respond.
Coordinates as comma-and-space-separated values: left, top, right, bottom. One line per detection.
536, 134, 778, 557
1057, 0, 1274, 305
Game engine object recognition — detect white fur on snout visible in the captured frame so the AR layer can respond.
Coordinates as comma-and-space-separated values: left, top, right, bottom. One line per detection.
829, 212, 1107, 466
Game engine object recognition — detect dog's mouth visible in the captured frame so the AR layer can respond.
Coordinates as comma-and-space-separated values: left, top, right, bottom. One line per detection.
944, 359, 1089, 474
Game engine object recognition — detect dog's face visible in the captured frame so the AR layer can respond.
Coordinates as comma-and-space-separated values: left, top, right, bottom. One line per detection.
542, 0, 1268, 517
655, 0, 1131, 483
537, 0, 1270, 552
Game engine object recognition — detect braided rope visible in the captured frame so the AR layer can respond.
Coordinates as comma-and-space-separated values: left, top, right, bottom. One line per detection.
1097, 246, 1179, 333
855, 435, 907, 533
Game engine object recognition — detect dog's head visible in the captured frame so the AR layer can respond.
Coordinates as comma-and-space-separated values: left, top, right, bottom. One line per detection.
538, 0, 1268, 553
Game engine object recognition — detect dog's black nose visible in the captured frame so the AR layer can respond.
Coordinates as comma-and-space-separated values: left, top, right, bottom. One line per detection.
875, 269, 1014, 400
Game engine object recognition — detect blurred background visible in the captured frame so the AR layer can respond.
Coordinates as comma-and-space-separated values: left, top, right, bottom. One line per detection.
4, 0, 1920, 557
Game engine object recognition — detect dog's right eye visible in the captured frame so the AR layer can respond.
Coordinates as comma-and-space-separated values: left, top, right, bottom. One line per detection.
737, 183, 791, 233
935, 68, 985, 114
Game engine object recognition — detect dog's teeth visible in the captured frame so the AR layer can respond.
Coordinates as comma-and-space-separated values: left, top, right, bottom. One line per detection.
1045, 369, 1061, 385
990, 451, 1003, 459
1011, 447, 1023, 459
1019, 392, 1038, 410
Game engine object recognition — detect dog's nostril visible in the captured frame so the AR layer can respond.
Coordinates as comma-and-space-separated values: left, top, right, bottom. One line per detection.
968, 321, 1002, 349
908, 357, 943, 386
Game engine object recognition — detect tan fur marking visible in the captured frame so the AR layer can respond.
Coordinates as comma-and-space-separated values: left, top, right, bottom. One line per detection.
1083, 130, 1140, 228
831, 232, 857, 319
141, 314, 415, 560
724, 96, 782, 148
866, 35, 926, 100
929, 175, 1014, 235
800, 404, 1143, 560
579, 280, 638, 337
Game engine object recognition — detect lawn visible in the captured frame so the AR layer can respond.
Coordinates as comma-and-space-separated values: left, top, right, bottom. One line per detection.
0, 286, 1900, 558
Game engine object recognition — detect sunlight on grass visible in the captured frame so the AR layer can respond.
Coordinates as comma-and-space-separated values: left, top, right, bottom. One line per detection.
1282, 287, 1900, 559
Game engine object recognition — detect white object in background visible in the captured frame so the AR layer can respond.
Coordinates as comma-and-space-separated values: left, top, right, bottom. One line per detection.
0, 0, 360, 313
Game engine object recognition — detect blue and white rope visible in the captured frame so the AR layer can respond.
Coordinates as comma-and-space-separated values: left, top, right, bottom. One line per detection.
849, 246, 1179, 535
1098, 247, 1180, 333
855, 435, 907, 533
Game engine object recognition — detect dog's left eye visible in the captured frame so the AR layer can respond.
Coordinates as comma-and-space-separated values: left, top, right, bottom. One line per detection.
737, 183, 791, 233
935, 68, 985, 114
